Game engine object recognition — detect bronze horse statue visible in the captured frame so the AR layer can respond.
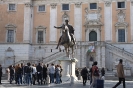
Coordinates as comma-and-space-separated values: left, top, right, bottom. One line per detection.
59, 25, 76, 58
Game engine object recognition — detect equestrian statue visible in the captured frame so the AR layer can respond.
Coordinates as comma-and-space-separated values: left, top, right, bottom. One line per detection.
54, 19, 76, 57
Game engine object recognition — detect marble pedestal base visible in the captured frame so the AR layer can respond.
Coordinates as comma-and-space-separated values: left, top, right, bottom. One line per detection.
59, 56, 78, 83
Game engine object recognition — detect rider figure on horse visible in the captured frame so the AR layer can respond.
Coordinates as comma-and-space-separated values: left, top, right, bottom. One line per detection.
54, 19, 75, 49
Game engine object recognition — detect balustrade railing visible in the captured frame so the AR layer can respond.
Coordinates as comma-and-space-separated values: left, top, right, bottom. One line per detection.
15, 60, 39, 65
16, 41, 133, 65
15, 50, 65, 65
43, 52, 66, 63
105, 42, 133, 60
94, 41, 133, 60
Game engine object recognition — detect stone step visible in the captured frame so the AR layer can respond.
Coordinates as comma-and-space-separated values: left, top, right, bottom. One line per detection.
1, 74, 8, 80
105, 76, 133, 81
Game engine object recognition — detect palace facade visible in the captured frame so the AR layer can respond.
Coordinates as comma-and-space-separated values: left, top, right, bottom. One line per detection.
0, 0, 133, 75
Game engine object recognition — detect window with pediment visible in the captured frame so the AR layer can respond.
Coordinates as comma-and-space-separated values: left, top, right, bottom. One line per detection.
5, 24, 16, 43
36, 26, 46, 44
7, 30, 14, 43
38, 31, 43, 43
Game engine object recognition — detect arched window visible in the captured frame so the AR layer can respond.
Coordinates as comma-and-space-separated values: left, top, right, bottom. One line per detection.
89, 31, 97, 41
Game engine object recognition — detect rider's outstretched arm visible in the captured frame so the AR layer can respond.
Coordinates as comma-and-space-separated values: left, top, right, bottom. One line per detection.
54, 25, 63, 29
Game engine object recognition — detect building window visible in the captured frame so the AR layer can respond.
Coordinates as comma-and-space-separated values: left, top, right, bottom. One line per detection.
38, 31, 43, 43
38, 5, 45, 12
89, 31, 97, 41
117, 2, 125, 8
9, 4, 16, 11
7, 30, 14, 43
118, 29, 125, 42
62, 4, 69, 10
90, 3, 97, 9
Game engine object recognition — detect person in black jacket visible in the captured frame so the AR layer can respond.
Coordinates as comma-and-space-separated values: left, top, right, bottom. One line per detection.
81, 67, 88, 86
16, 64, 22, 85
36, 63, 43, 85
24, 63, 28, 84
9, 65, 14, 84
101, 67, 105, 77
0, 64, 2, 84
75, 68, 79, 79
43, 65, 47, 84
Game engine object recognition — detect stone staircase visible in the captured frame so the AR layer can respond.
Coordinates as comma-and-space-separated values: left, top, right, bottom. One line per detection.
42, 51, 66, 64
1, 74, 8, 80
94, 41, 133, 66
105, 71, 133, 81
105, 42, 133, 62
95, 41, 133, 78
14, 50, 66, 65
94, 41, 133, 62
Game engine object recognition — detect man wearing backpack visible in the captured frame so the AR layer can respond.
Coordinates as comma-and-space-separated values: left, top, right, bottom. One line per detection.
90, 61, 100, 88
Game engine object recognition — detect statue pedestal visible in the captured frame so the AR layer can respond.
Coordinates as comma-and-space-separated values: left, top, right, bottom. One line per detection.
59, 56, 78, 83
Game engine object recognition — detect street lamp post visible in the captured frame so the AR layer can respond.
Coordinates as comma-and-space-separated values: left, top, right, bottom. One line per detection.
14, 55, 15, 66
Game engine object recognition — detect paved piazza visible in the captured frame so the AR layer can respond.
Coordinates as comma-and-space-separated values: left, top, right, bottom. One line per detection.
0, 80, 133, 88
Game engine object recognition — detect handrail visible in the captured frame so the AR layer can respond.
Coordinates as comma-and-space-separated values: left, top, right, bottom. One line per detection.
106, 42, 133, 56
42, 50, 65, 60
94, 41, 133, 60
15, 60, 39, 65
106, 42, 133, 59
15, 50, 65, 65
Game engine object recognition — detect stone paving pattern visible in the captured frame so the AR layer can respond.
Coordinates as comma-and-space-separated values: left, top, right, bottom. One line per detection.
0, 80, 133, 88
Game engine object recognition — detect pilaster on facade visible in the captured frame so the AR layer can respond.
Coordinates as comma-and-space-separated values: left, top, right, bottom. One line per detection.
104, 1, 112, 42
74, 2, 82, 41
130, 1, 133, 42
50, 3, 57, 42
101, 46, 105, 68
23, 2, 33, 43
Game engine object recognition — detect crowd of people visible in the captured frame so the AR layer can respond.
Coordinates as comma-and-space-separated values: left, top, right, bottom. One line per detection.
2, 63, 62, 85
0, 59, 125, 88
75, 60, 125, 88
75, 61, 105, 87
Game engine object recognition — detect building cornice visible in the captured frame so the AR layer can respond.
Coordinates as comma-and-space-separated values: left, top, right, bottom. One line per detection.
2, 0, 132, 5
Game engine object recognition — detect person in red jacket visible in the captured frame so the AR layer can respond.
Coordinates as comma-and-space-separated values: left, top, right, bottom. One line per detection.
90, 61, 100, 88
